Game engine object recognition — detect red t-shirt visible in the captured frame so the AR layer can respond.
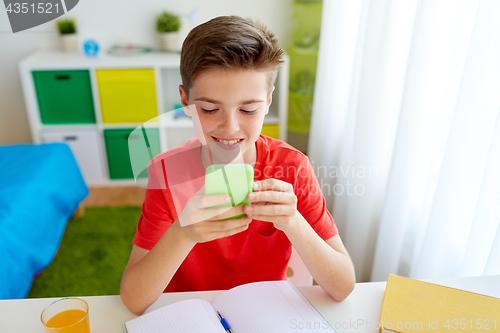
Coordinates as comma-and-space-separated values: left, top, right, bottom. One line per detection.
133, 134, 338, 292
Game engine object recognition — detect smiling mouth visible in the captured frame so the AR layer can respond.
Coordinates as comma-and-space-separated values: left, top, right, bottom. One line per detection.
211, 136, 244, 146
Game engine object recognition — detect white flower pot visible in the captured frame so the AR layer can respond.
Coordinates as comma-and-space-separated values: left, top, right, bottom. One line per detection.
159, 32, 180, 52
61, 34, 79, 53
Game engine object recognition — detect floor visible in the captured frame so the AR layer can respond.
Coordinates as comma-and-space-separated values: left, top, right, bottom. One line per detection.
82, 186, 146, 207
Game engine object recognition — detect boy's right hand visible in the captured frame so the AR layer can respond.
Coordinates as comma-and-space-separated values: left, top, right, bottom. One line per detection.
177, 186, 252, 244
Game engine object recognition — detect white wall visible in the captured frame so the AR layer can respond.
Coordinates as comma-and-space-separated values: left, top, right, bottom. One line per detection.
0, 0, 292, 144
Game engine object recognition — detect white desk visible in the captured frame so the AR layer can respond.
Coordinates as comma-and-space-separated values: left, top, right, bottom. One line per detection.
1, 275, 499, 333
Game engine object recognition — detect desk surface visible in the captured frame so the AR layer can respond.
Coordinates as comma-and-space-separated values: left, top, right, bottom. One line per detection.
1, 275, 499, 333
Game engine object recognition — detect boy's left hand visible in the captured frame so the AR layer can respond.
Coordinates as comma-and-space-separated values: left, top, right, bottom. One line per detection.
244, 179, 300, 232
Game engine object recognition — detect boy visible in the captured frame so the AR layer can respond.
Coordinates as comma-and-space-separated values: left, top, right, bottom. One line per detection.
120, 16, 355, 316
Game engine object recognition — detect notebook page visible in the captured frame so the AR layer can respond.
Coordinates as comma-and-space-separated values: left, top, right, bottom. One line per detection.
211, 281, 335, 332
125, 299, 226, 333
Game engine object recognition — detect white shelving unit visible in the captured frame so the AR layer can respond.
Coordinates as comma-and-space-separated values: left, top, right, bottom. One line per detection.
19, 51, 289, 186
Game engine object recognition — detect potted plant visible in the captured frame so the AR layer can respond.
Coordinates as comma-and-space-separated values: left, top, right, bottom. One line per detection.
56, 19, 79, 53
156, 11, 182, 52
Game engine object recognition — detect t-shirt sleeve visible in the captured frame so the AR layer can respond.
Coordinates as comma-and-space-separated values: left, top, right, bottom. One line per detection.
133, 159, 175, 250
294, 156, 339, 241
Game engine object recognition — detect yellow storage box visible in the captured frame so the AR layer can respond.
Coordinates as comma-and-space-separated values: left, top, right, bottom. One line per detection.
97, 69, 158, 123
261, 124, 280, 139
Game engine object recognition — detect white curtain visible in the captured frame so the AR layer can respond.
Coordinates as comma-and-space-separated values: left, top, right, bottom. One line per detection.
308, 0, 500, 282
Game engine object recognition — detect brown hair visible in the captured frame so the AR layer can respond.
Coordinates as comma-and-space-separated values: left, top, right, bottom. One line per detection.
180, 16, 284, 97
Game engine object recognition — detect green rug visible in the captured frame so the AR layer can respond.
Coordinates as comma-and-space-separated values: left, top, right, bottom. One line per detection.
27, 206, 141, 298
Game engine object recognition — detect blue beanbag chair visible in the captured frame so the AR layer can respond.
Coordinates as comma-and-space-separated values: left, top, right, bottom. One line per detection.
0, 143, 89, 299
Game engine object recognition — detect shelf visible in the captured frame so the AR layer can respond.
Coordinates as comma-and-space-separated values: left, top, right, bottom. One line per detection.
100, 122, 159, 129
39, 124, 99, 131
20, 51, 181, 70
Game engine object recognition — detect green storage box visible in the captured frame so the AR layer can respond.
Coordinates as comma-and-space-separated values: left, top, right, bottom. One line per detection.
32, 70, 96, 124
104, 128, 160, 179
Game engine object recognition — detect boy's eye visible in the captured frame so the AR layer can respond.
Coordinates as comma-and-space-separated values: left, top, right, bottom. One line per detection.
241, 109, 257, 114
201, 108, 217, 114
200, 108, 257, 114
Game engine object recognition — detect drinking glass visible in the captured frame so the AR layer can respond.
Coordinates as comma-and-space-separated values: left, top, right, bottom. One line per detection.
41, 297, 90, 333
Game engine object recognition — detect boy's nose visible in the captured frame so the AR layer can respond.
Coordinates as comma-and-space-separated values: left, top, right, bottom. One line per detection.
220, 113, 239, 133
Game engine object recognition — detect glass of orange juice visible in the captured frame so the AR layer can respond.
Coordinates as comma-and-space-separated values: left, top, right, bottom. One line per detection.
41, 298, 90, 333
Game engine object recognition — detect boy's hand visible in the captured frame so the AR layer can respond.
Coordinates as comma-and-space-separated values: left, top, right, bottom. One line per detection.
178, 186, 252, 244
244, 179, 300, 232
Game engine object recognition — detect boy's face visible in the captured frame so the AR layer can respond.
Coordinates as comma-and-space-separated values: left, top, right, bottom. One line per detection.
179, 68, 273, 164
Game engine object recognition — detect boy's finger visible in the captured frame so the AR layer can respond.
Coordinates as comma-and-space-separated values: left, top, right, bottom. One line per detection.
253, 179, 293, 193
248, 214, 289, 225
211, 204, 246, 220
247, 191, 293, 204
213, 220, 251, 238
245, 203, 291, 216
200, 203, 246, 221
198, 194, 232, 208
211, 216, 251, 231
201, 205, 234, 221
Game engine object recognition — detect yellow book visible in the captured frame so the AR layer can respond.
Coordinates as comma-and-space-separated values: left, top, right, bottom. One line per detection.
379, 274, 500, 333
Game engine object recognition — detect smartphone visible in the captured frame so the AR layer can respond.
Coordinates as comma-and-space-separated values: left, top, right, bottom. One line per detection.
205, 163, 254, 220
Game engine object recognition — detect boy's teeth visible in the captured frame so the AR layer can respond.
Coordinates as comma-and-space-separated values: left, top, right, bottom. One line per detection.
216, 138, 240, 145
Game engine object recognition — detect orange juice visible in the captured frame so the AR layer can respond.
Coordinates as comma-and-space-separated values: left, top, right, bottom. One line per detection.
45, 309, 89, 332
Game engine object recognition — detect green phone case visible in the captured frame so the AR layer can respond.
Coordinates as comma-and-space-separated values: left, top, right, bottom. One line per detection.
205, 163, 254, 220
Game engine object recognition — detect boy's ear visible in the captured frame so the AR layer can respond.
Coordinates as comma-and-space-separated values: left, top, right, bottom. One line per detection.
179, 85, 192, 116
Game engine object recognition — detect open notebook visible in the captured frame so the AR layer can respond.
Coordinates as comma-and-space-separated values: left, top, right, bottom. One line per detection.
125, 280, 336, 332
